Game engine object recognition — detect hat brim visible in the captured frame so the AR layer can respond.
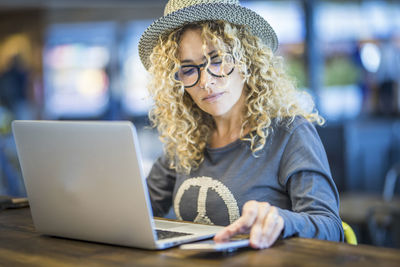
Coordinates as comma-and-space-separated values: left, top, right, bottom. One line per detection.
139, 3, 278, 70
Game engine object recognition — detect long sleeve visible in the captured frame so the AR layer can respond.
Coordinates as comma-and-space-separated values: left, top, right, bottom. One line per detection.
277, 121, 344, 241
278, 171, 344, 241
146, 154, 176, 217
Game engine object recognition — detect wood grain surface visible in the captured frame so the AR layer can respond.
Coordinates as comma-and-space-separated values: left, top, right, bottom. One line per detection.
1, 208, 400, 267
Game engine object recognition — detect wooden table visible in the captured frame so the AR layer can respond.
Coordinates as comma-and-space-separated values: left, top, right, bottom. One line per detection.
1, 208, 400, 267
340, 193, 400, 225
339, 192, 400, 246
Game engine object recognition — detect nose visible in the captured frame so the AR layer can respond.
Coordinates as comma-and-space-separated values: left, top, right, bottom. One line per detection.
198, 67, 211, 90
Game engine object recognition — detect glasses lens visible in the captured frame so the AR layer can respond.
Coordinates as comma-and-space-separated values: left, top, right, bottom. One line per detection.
207, 54, 234, 77
174, 54, 235, 88
175, 66, 198, 87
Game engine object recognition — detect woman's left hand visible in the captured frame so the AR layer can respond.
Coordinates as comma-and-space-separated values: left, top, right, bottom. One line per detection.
213, 200, 284, 249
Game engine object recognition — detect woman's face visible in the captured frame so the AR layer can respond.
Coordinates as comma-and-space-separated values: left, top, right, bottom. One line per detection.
178, 28, 246, 119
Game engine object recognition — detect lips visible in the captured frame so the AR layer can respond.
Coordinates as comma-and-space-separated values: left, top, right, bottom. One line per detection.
202, 92, 225, 102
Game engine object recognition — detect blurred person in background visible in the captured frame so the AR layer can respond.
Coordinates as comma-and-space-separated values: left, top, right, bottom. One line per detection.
0, 54, 29, 196
0, 54, 33, 121
139, 0, 343, 249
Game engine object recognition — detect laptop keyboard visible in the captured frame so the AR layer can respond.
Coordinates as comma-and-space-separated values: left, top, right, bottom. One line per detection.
156, 229, 192, 240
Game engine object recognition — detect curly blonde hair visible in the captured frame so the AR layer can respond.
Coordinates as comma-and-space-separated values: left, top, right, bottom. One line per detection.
148, 20, 324, 174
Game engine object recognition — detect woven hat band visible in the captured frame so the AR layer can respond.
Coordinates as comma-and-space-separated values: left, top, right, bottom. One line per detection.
164, 0, 240, 16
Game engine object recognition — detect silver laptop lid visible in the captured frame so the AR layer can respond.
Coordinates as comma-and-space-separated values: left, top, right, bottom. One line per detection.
12, 120, 158, 249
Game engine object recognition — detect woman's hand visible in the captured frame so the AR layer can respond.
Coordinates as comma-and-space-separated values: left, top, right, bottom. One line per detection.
213, 200, 284, 249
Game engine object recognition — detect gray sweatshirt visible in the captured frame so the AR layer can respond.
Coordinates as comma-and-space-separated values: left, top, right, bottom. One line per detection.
147, 116, 344, 241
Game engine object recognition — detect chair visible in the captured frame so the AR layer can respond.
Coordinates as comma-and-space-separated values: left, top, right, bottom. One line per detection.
342, 221, 357, 245
367, 162, 400, 248
367, 205, 400, 248
382, 162, 400, 202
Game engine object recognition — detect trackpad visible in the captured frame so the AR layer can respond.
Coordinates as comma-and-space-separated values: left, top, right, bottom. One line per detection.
154, 219, 190, 229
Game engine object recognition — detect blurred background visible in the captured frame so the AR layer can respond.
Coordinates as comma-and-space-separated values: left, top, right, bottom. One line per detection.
0, 0, 399, 248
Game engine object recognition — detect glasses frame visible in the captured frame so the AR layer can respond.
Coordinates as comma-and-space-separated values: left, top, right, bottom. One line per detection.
175, 56, 235, 88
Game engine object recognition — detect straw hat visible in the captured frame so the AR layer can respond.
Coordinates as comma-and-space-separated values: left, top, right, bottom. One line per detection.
138, 0, 278, 70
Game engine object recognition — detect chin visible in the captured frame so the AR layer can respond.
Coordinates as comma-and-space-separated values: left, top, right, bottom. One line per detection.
202, 106, 231, 117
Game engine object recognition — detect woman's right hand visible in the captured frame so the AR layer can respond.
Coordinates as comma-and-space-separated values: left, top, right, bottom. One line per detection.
214, 200, 284, 249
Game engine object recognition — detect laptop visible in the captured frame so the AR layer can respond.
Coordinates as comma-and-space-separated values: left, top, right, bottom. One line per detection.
12, 120, 223, 250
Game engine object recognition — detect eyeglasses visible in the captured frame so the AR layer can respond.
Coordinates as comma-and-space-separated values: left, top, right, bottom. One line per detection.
174, 54, 235, 88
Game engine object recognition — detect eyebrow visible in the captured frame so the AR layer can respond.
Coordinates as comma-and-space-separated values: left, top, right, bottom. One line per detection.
181, 50, 218, 64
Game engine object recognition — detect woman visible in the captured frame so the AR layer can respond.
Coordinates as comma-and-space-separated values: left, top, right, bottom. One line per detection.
138, 0, 343, 249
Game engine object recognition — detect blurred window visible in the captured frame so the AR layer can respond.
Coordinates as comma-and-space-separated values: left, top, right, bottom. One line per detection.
243, 0, 304, 44
43, 22, 115, 119
243, 0, 306, 89
120, 20, 153, 117
315, 1, 400, 121
316, 1, 400, 42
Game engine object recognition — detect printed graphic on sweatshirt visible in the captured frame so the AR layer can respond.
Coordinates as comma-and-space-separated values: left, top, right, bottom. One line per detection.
174, 176, 240, 225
